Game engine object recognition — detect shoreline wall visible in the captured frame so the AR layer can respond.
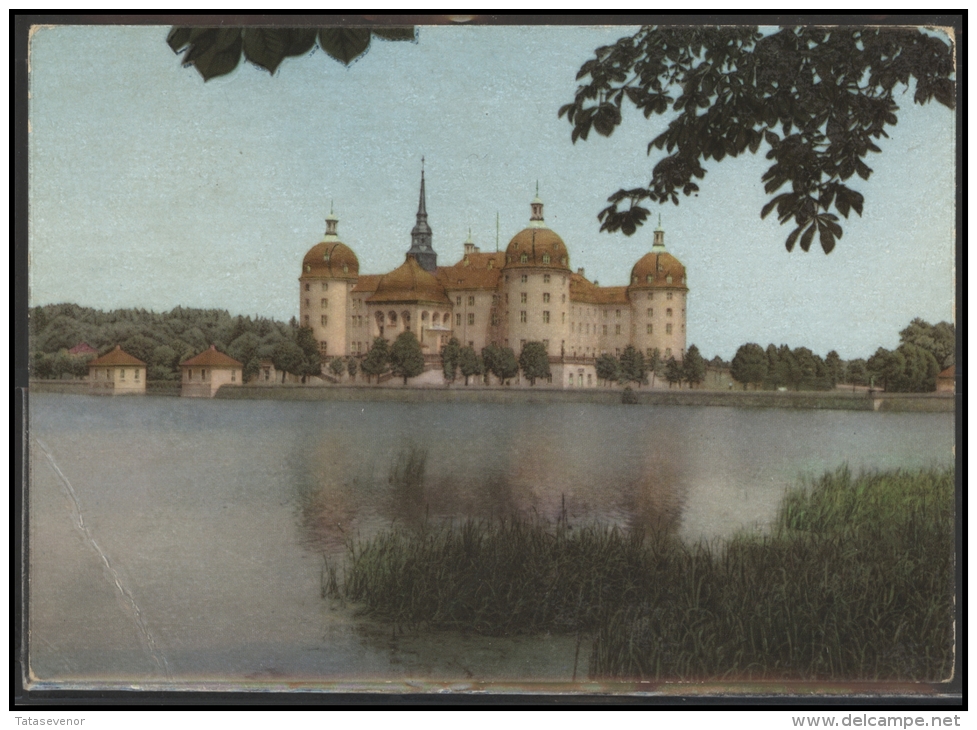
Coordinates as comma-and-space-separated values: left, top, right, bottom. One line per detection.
26, 379, 954, 412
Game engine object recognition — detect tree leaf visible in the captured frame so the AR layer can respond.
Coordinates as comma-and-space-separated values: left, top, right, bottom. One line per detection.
785, 225, 802, 252
167, 27, 192, 54
189, 29, 244, 81
318, 27, 372, 66
372, 27, 415, 42
799, 224, 816, 252
242, 28, 289, 74
819, 227, 836, 254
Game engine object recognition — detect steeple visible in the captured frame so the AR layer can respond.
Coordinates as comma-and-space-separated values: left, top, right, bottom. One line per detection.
324, 200, 339, 240
529, 182, 545, 228
408, 158, 437, 271
653, 213, 665, 248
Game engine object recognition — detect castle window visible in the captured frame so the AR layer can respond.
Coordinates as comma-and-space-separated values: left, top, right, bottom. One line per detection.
304, 315, 310, 325
647, 308, 653, 317
542, 254, 550, 265
321, 315, 328, 326
616, 309, 621, 318
520, 254, 529, 264
647, 324, 653, 334
561, 294, 566, 303
520, 311, 527, 323
201, 369, 206, 380
468, 313, 475, 325
646, 274, 652, 283
666, 324, 673, 334
521, 275, 528, 284
667, 292, 673, 300
468, 296, 475, 306
561, 257, 567, 265
323, 253, 330, 262
666, 275, 673, 284
543, 311, 550, 323
305, 283, 310, 291
667, 308, 673, 317
682, 324, 686, 332
648, 292, 654, 300
543, 293, 550, 303
456, 313, 462, 326
321, 298, 328, 308
186, 370, 191, 381
544, 274, 550, 283
134, 369, 139, 380
231, 370, 236, 382
562, 312, 566, 323
119, 369, 125, 380
422, 311, 429, 321
521, 293, 527, 304
305, 299, 310, 307
615, 324, 621, 335
456, 296, 462, 305
343, 264, 348, 273
305, 264, 311, 273
602, 325, 607, 335
585, 324, 589, 334
320, 342, 328, 355
322, 282, 328, 291
469, 341, 474, 348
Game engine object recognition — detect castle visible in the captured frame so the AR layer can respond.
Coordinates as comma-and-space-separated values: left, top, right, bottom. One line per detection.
299, 169, 688, 388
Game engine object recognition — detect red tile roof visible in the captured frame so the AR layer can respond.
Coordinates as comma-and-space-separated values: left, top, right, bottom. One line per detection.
180, 345, 243, 368
89, 345, 146, 367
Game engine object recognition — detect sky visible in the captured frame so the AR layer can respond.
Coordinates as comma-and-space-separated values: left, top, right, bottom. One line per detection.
27, 24, 956, 360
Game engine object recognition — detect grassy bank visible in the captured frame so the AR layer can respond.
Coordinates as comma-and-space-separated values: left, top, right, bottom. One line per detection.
330, 467, 955, 681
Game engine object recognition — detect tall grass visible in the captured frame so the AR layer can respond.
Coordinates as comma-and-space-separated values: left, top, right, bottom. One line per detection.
331, 466, 955, 681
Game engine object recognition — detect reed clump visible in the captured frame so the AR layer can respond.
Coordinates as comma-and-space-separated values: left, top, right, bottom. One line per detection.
333, 466, 955, 681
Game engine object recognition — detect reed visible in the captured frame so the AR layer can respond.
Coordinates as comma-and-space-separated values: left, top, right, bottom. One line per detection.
332, 466, 955, 681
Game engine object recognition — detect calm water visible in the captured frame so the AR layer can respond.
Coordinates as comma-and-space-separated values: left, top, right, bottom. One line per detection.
27, 393, 954, 688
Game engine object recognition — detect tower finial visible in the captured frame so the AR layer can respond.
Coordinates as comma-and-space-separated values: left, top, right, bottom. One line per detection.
408, 161, 436, 271
536, 179, 539, 196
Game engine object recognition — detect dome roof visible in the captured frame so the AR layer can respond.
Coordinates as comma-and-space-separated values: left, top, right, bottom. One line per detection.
629, 249, 688, 290
368, 255, 450, 305
504, 227, 570, 270
301, 241, 359, 280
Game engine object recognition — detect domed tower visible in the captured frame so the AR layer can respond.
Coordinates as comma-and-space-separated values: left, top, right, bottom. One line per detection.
299, 205, 359, 359
502, 189, 571, 359
627, 216, 688, 361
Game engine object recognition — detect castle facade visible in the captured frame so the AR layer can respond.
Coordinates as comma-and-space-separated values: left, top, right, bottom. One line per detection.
299, 171, 688, 388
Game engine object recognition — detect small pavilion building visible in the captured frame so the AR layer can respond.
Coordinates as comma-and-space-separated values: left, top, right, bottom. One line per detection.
180, 346, 244, 398
88, 346, 146, 395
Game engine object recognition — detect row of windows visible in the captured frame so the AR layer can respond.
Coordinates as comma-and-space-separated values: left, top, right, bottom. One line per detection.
303, 282, 329, 292
94, 368, 140, 380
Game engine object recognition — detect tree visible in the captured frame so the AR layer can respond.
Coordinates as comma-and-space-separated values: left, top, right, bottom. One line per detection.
458, 346, 482, 386
493, 346, 520, 385
167, 26, 416, 81
518, 341, 551, 386
899, 318, 955, 369
647, 347, 662, 387
295, 326, 322, 379
824, 350, 843, 387
618, 345, 647, 387
328, 357, 346, 378
731, 343, 767, 390
595, 352, 620, 386
346, 357, 358, 381
389, 331, 425, 385
361, 337, 390, 384
846, 358, 868, 391
560, 26, 954, 251
441, 337, 461, 384
271, 340, 305, 383
664, 356, 683, 388
683, 344, 706, 389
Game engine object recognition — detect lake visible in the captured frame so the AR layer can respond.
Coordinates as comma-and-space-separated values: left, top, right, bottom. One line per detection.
26, 393, 954, 688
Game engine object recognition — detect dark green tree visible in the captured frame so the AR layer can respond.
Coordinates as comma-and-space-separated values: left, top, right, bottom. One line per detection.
731, 343, 768, 390
899, 318, 955, 369
846, 358, 868, 390
328, 357, 346, 378
458, 346, 482, 386
361, 337, 391, 384
295, 326, 322, 379
493, 346, 520, 385
518, 341, 551, 386
647, 347, 662, 387
271, 340, 305, 383
560, 26, 954, 251
683, 344, 706, 389
346, 357, 358, 381
595, 352, 620, 385
664, 356, 683, 388
167, 26, 416, 81
389, 331, 425, 385
618, 345, 647, 387
824, 350, 843, 387
441, 337, 461, 384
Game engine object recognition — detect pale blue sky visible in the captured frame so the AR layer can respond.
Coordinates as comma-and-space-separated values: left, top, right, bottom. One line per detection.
28, 25, 955, 359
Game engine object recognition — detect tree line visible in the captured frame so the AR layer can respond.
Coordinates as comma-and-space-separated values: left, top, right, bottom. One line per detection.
29, 303, 324, 383
729, 318, 953, 392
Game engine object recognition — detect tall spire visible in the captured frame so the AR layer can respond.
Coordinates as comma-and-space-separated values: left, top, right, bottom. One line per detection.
408, 158, 437, 271
324, 200, 339, 239
653, 213, 665, 248
529, 183, 545, 227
